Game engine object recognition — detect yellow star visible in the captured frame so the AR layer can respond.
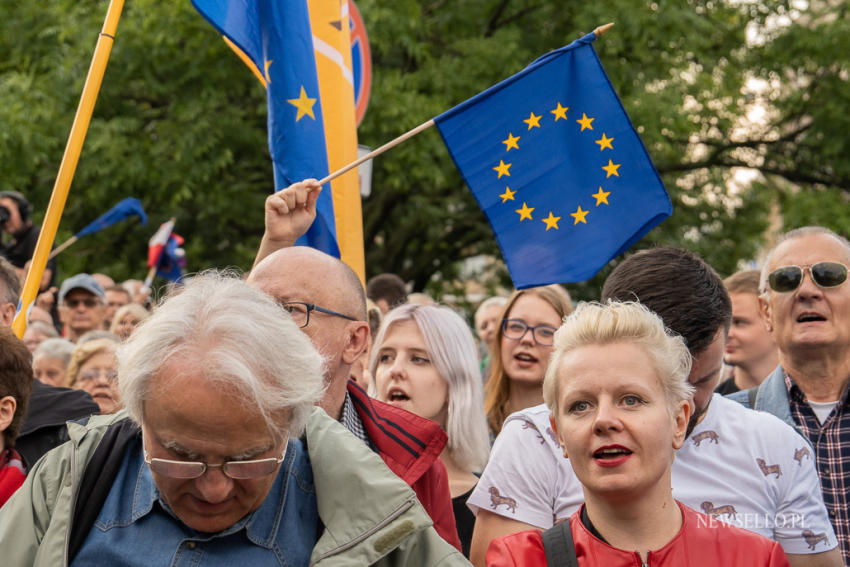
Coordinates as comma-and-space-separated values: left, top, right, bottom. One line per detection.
602, 159, 621, 178
571, 206, 589, 225
502, 133, 520, 151
500, 187, 516, 202
577, 113, 595, 131
542, 211, 561, 231
264, 59, 273, 84
515, 202, 534, 221
595, 133, 614, 151
524, 112, 542, 130
550, 102, 569, 121
493, 160, 512, 179
287, 86, 317, 121
592, 187, 611, 206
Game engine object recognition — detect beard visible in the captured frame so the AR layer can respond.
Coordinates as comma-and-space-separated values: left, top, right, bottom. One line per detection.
685, 399, 710, 439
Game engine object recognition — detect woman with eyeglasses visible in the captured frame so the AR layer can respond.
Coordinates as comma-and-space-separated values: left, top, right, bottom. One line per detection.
486, 301, 790, 566
371, 303, 490, 557
66, 338, 121, 414
483, 286, 573, 436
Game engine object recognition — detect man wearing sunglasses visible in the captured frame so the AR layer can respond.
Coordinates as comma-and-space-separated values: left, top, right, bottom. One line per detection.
57, 273, 107, 343
729, 226, 850, 564
0, 273, 465, 566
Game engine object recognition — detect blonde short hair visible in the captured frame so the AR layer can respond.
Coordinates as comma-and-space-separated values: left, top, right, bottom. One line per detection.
543, 301, 693, 417
66, 338, 118, 388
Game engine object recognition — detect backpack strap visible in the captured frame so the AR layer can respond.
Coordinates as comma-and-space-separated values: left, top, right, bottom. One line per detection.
541, 519, 578, 566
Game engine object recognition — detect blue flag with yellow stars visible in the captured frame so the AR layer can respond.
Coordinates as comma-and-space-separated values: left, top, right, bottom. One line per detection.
434, 32, 671, 289
192, 0, 339, 256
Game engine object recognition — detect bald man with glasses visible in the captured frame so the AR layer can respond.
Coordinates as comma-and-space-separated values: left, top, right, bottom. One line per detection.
729, 226, 850, 564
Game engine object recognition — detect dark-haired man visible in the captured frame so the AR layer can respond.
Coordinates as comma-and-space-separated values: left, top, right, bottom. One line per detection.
468, 247, 840, 567
0, 191, 56, 286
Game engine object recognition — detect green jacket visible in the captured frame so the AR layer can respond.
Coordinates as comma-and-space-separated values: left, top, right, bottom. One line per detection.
0, 408, 469, 566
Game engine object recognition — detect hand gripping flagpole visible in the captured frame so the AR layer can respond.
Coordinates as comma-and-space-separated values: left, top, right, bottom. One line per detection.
315, 23, 614, 188
12, 0, 126, 338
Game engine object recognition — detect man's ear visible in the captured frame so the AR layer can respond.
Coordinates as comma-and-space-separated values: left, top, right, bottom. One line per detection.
759, 294, 773, 332
341, 322, 369, 365
0, 395, 17, 434
0, 302, 14, 327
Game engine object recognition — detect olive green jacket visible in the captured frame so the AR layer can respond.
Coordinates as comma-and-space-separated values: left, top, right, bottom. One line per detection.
0, 408, 469, 566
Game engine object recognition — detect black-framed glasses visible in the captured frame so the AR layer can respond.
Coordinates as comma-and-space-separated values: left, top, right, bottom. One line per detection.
144, 445, 287, 480
767, 262, 849, 293
279, 301, 357, 328
502, 318, 557, 346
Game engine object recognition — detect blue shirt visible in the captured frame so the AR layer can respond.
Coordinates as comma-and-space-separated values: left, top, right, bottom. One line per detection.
72, 436, 318, 566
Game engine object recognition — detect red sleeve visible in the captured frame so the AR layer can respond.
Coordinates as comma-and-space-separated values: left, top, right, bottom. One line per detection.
412, 457, 462, 551
768, 542, 791, 567
485, 530, 545, 566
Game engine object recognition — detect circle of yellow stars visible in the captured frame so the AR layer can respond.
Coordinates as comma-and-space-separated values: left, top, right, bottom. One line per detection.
494, 102, 620, 232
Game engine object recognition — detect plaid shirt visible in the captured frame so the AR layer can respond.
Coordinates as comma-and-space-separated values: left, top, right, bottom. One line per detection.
785, 372, 850, 562
339, 390, 377, 452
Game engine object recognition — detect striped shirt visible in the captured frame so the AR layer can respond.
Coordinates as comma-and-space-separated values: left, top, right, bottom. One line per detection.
786, 372, 850, 563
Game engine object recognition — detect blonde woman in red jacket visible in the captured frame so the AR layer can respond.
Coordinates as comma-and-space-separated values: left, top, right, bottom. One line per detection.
487, 301, 790, 567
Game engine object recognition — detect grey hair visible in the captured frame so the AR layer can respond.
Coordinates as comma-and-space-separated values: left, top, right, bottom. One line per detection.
369, 303, 490, 473
118, 270, 326, 440
33, 337, 75, 367
760, 226, 850, 293
25, 320, 59, 339
543, 301, 694, 418
474, 296, 508, 326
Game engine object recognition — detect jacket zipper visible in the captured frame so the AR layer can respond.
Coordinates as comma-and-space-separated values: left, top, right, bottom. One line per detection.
309, 497, 416, 565
63, 441, 80, 567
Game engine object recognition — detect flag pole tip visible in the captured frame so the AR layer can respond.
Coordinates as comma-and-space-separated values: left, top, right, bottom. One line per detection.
593, 22, 615, 37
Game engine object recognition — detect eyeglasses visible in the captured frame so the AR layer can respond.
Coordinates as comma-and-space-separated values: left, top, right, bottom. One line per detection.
77, 368, 118, 382
144, 442, 288, 480
502, 318, 558, 346
64, 297, 102, 309
279, 301, 357, 328
767, 262, 849, 293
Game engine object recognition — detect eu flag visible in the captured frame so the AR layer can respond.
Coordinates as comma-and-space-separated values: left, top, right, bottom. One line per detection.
192, 0, 339, 256
74, 198, 147, 239
434, 32, 671, 289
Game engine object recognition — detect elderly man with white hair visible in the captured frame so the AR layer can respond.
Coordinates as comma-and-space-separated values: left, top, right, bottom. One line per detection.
0, 272, 466, 566
730, 226, 850, 564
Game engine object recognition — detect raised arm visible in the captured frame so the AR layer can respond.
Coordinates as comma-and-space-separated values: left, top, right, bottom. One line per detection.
252, 179, 321, 269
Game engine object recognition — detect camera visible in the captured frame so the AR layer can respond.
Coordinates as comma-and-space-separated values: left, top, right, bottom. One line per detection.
0, 205, 10, 226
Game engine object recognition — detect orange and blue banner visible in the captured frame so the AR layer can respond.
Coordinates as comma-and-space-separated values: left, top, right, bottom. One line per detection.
192, 0, 364, 279
434, 33, 671, 288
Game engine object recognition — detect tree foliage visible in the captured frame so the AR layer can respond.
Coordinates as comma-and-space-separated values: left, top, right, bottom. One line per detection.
1, 1, 848, 300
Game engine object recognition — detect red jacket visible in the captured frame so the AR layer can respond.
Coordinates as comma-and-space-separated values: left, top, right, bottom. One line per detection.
487, 502, 790, 566
0, 449, 26, 507
347, 381, 461, 551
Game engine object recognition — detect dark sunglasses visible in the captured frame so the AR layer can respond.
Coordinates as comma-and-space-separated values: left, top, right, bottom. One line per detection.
767, 262, 849, 293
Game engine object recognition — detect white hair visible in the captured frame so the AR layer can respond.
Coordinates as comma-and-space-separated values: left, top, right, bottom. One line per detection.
474, 296, 508, 327
370, 304, 490, 473
543, 301, 694, 418
33, 337, 75, 366
760, 226, 850, 293
118, 270, 325, 440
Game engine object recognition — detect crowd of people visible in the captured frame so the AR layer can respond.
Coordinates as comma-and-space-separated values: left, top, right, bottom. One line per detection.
0, 180, 848, 566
